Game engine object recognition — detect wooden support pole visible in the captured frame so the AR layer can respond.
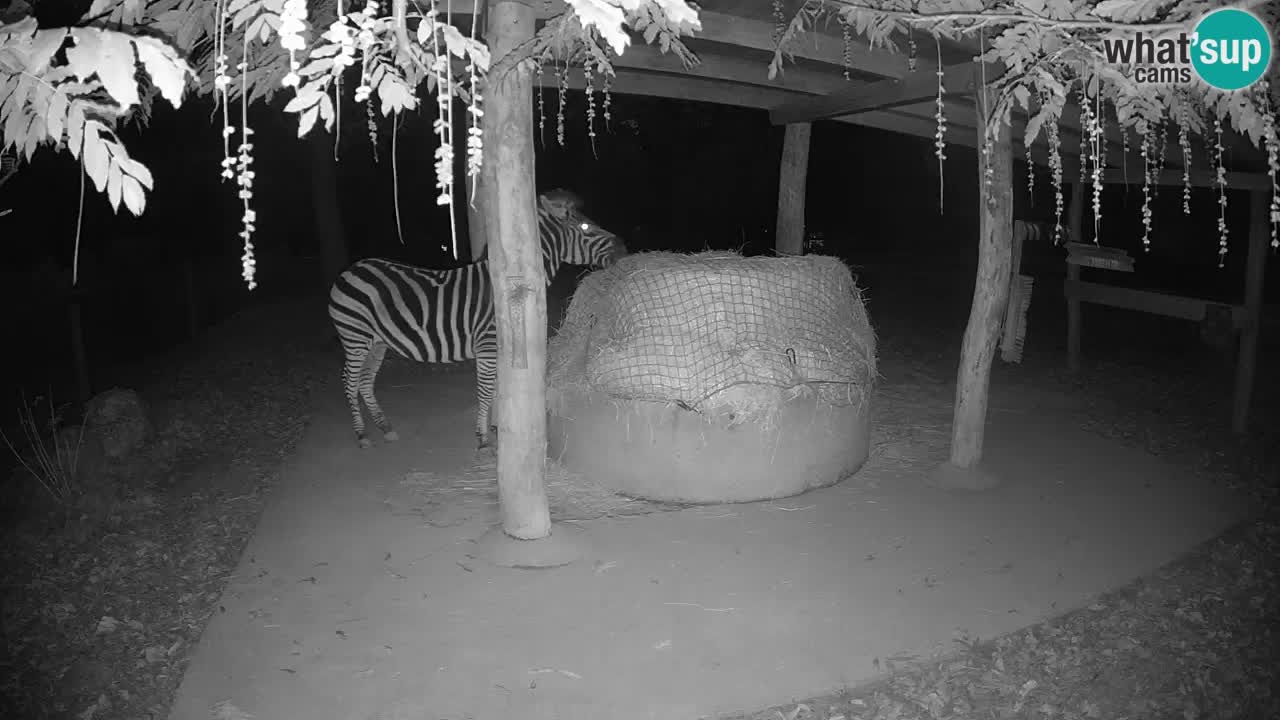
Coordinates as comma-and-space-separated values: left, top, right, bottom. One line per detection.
1232, 189, 1270, 433
483, 0, 552, 541
934, 86, 1012, 489
775, 122, 811, 256
1066, 182, 1085, 372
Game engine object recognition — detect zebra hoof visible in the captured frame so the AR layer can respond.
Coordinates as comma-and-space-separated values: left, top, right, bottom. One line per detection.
358, 436, 373, 449
384, 430, 400, 442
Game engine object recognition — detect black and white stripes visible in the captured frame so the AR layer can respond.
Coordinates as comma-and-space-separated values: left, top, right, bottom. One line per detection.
328, 192, 624, 448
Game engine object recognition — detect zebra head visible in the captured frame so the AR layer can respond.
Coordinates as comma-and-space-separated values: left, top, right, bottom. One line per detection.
536, 191, 626, 276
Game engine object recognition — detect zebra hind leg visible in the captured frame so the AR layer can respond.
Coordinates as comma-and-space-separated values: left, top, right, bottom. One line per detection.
359, 341, 399, 443
342, 347, 373, 449
474, 344, 497, 449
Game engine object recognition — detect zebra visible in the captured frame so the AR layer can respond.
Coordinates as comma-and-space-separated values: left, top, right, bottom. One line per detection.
327, 191, 625, 449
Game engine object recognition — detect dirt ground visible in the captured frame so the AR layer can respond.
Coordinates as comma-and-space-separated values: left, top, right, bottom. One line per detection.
2, 270, 1278, 720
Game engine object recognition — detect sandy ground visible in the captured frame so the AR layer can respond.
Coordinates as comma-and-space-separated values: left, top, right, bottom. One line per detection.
165, 356, 1251, 720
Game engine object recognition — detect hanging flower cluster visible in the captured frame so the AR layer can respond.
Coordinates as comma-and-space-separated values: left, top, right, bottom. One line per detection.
1178, 112, 1192, 216
1089, 98, 1104, 239
584, 61, 598, 154
933, 37, 946, 213
236, 36, 257, 289
1214, 118, 1229, 268
1140, 127, 1153, 253
1263, 84, 1279, 250
1047, 118, 1064, 244
279, 0, 308, 88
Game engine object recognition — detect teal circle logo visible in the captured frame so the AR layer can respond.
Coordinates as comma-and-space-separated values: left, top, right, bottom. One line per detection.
1191, 8, 1272, 91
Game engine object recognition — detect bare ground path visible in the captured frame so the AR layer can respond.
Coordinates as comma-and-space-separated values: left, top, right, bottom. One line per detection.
4, 286, 1277, 720
164, 346, 1251, 720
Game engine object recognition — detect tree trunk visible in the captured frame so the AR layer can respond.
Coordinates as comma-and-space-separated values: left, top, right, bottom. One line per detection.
483, 0, 551, 540
311, 131, 348, 285
1232, 189, 1270, 433
776, 122, 811, 256
947, 97, 1013, 472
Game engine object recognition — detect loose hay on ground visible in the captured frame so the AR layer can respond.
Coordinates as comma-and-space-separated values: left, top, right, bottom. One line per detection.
402, 451, 686, 522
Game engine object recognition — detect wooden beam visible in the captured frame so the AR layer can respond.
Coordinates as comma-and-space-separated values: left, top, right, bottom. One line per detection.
776, 122, 811, 256
537, 69, 989, 152
448, 2, 909, 78
613, 40, 852, 96
1232, 189, 1270, 433
769, 61, 982, 125
1064, 279, 1220, 322
1100, 166, 1271, 191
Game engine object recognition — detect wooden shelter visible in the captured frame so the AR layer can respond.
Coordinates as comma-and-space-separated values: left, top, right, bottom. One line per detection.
458, 0, 1271, 540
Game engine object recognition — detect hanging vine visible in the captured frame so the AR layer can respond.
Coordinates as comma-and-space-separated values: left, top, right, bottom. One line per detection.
1089, 90, 1104, 239
584, 60, 598, 157
839, 13, 852, 81
1177, 95, 1192, 216
1047, 115, 1064, 244
536, 62, 547, 148
933, 37, 946, 213
1140, 124, 1154, 253
1214, 118, 1229, 268
556, 62, 568, 147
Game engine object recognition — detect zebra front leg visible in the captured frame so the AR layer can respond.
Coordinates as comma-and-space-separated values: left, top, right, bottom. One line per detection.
358, 341, 399, 443
474, 343, 498, 449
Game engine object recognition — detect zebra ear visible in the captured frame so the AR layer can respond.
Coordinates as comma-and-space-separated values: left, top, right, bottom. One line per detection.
538, 193, 573, 220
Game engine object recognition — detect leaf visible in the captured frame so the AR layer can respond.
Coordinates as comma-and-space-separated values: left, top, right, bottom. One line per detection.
283, 89, 321, 113
107, 157, 123, 209
121, 174, 146, 215
134, 36, 192, 108
81, 122, 109, 191
316, 91, 335, 131
66, 102, 86, 157
296, 104, 319, 137
96, 31, 141, 110
21, 28, 70, 76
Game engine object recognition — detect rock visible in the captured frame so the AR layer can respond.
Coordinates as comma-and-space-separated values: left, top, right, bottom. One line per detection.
83, 388, 153, 459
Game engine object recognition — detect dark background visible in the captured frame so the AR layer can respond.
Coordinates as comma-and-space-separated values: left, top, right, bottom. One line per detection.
2, 83, 1275, 428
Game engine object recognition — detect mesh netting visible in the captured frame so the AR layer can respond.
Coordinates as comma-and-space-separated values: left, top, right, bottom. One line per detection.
547, 251, 877, 426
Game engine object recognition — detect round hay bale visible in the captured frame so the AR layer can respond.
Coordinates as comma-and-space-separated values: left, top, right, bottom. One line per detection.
548, 388, 870, 503
547, 250, 876, 503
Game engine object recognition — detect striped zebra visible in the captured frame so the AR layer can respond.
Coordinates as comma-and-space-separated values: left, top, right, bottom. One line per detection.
328, 191, 625, 449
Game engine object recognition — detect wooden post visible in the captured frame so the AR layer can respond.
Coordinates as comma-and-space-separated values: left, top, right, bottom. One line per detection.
1231, 189, 1269, 433
775, 122, 811, 256
483, 0, 552, 541
935, 88, 1013, 488
1066, 182, 1085, 372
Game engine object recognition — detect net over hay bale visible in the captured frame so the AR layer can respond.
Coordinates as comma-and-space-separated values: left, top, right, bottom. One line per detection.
547, 251, 876, 503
